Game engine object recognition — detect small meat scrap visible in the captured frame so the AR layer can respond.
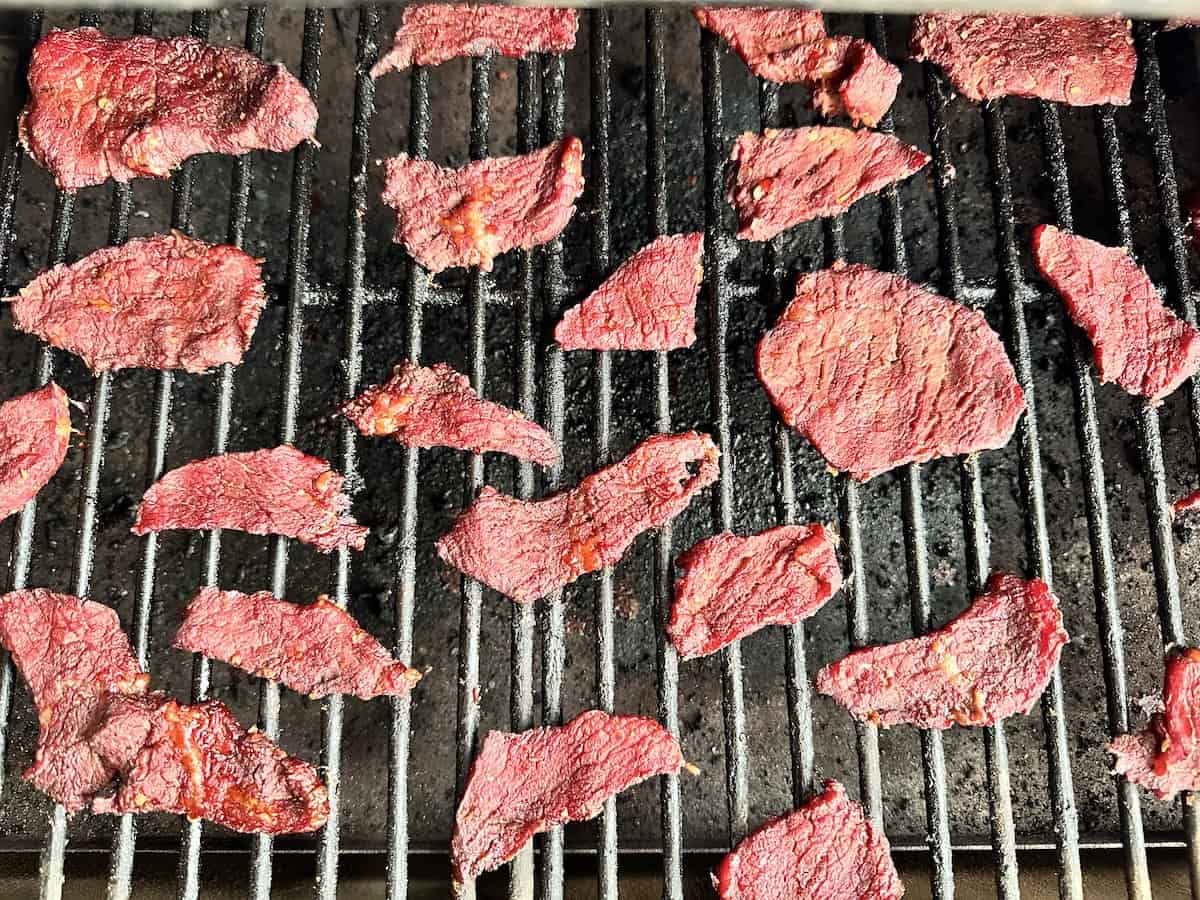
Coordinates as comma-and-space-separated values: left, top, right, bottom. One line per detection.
1175, 489, 1200, 518
383, 137, 584, 273
0, 383, 71, 521
341, 360, 557, 466
729, 128, 929, 242
910, 14, 1135, 106
757, 263, 1024, 481
452, 709, 683, 885
21, 28, 317, 191
371, 5, 578, 77
668, 524, 841, 659
716, 780, 903, 900
1033, 224, 1200, 404
437, 431, 718, 603
133, 445, 367, 552
10, 233, 267, 373
173, 588, 421, 699
817, 573, 1068, 729
554, 233, 703, 351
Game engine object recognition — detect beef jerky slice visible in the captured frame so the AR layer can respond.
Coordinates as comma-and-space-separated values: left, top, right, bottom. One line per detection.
437, 431, 719, 603
0, 383, 71, 521
11, 232, 267, 373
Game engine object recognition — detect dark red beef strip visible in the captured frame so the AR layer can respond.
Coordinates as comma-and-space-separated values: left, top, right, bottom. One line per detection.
0, 383, 72, 521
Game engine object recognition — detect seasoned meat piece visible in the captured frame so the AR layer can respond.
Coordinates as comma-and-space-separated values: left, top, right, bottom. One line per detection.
1033, 225, 1200, 403
668, 524, 841, 659
452, 710, 683, 885
729, 128, 929, 242
341, 360, 557, 466
20, 28, 317, 191
817, 573, 1068, 729
133, 445, 367, 552
10, 233, 267, 373
372, 5, 578, 77
173, 588, 421, 699
554, 233, 703, 351
0, 383, 71, 521
910, 14, 1135, 106
383, 137, 584, 273
757, 263, 1024, 481
1175, 489, 1200, 517
437, 432, 718, 603
716, 780, 903, 900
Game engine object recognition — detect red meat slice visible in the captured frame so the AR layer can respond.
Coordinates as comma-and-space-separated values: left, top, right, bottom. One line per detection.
10, 233, 267, 373
910, 14, 1135, 106
1033, 224, 1200, 403
0, 383, 71, 521
1175, 489, 1200, 517
173, 588, 421, 699
20, 28, 317, 191
816, 573, 1068, 729
729, 128, 929, 243
716, 780, 903, 900
341, 360, 557, 466
437, 431, 718, 603
452, 709, 683, 885
668, 524, 841, 660
383, 137, 584, 273
133, 445, 367, 553
371, 5, 578, 77
757, 263, 1024, 481
554, 233, 703, 351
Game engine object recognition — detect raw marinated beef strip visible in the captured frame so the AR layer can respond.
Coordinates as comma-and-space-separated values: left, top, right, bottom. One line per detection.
371, 5, 578, 77
668, 524, 841, 660
554, 233, 703, 351
0, 383, 72, 521
20, 27, 317, 191
341, 360, 557, 466
1033, 224, 1200, 403
816, 573, 1068, 729
452, 710, 683, 885
383, 137, 584, 273
910, 14, 1135, 106
133, 445, 367, 552
173, 588, 421, 699
437, 431, 718, 603
716, 780, 903, 900
757, 263, 1024, 481
10, 233, 267, 373
729, 128, 929, 243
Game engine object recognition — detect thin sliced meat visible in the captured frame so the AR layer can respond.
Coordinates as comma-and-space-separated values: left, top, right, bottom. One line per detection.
0, 383, 72, 521
554, 233, 703, 351
437, 431, 718, 603
1033, 224, 1200, 403
1175, 489, 1200, 517
452, 710, 683, 885
133, 445, 367, 553
729, 128, 929, 242
816, 573, 1068, 729
341, 360, 557, 466
668, 524, 841, 659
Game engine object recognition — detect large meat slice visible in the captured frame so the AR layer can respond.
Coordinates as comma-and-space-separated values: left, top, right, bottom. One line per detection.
0, 384, 72, 521
695, 9, 900, 127
668, 524, 841, 659
173, 588, 421, 699
910, 14, 1135, 106
20, 27, 317, 191
133, 445, 367, 552
372, 5, 578, 77
10, 233, 267, 373
716, 780, 903, 900
817, 573, 1068, 729
341, 360, 557, 466
383, 137, 584, 273
1033, 224, 1200, 403
437, 432, 718, 603
554, 233, 703, 351
452, 710, 683, 885
757, 263, 1024, 481
729, 128, 929, 243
